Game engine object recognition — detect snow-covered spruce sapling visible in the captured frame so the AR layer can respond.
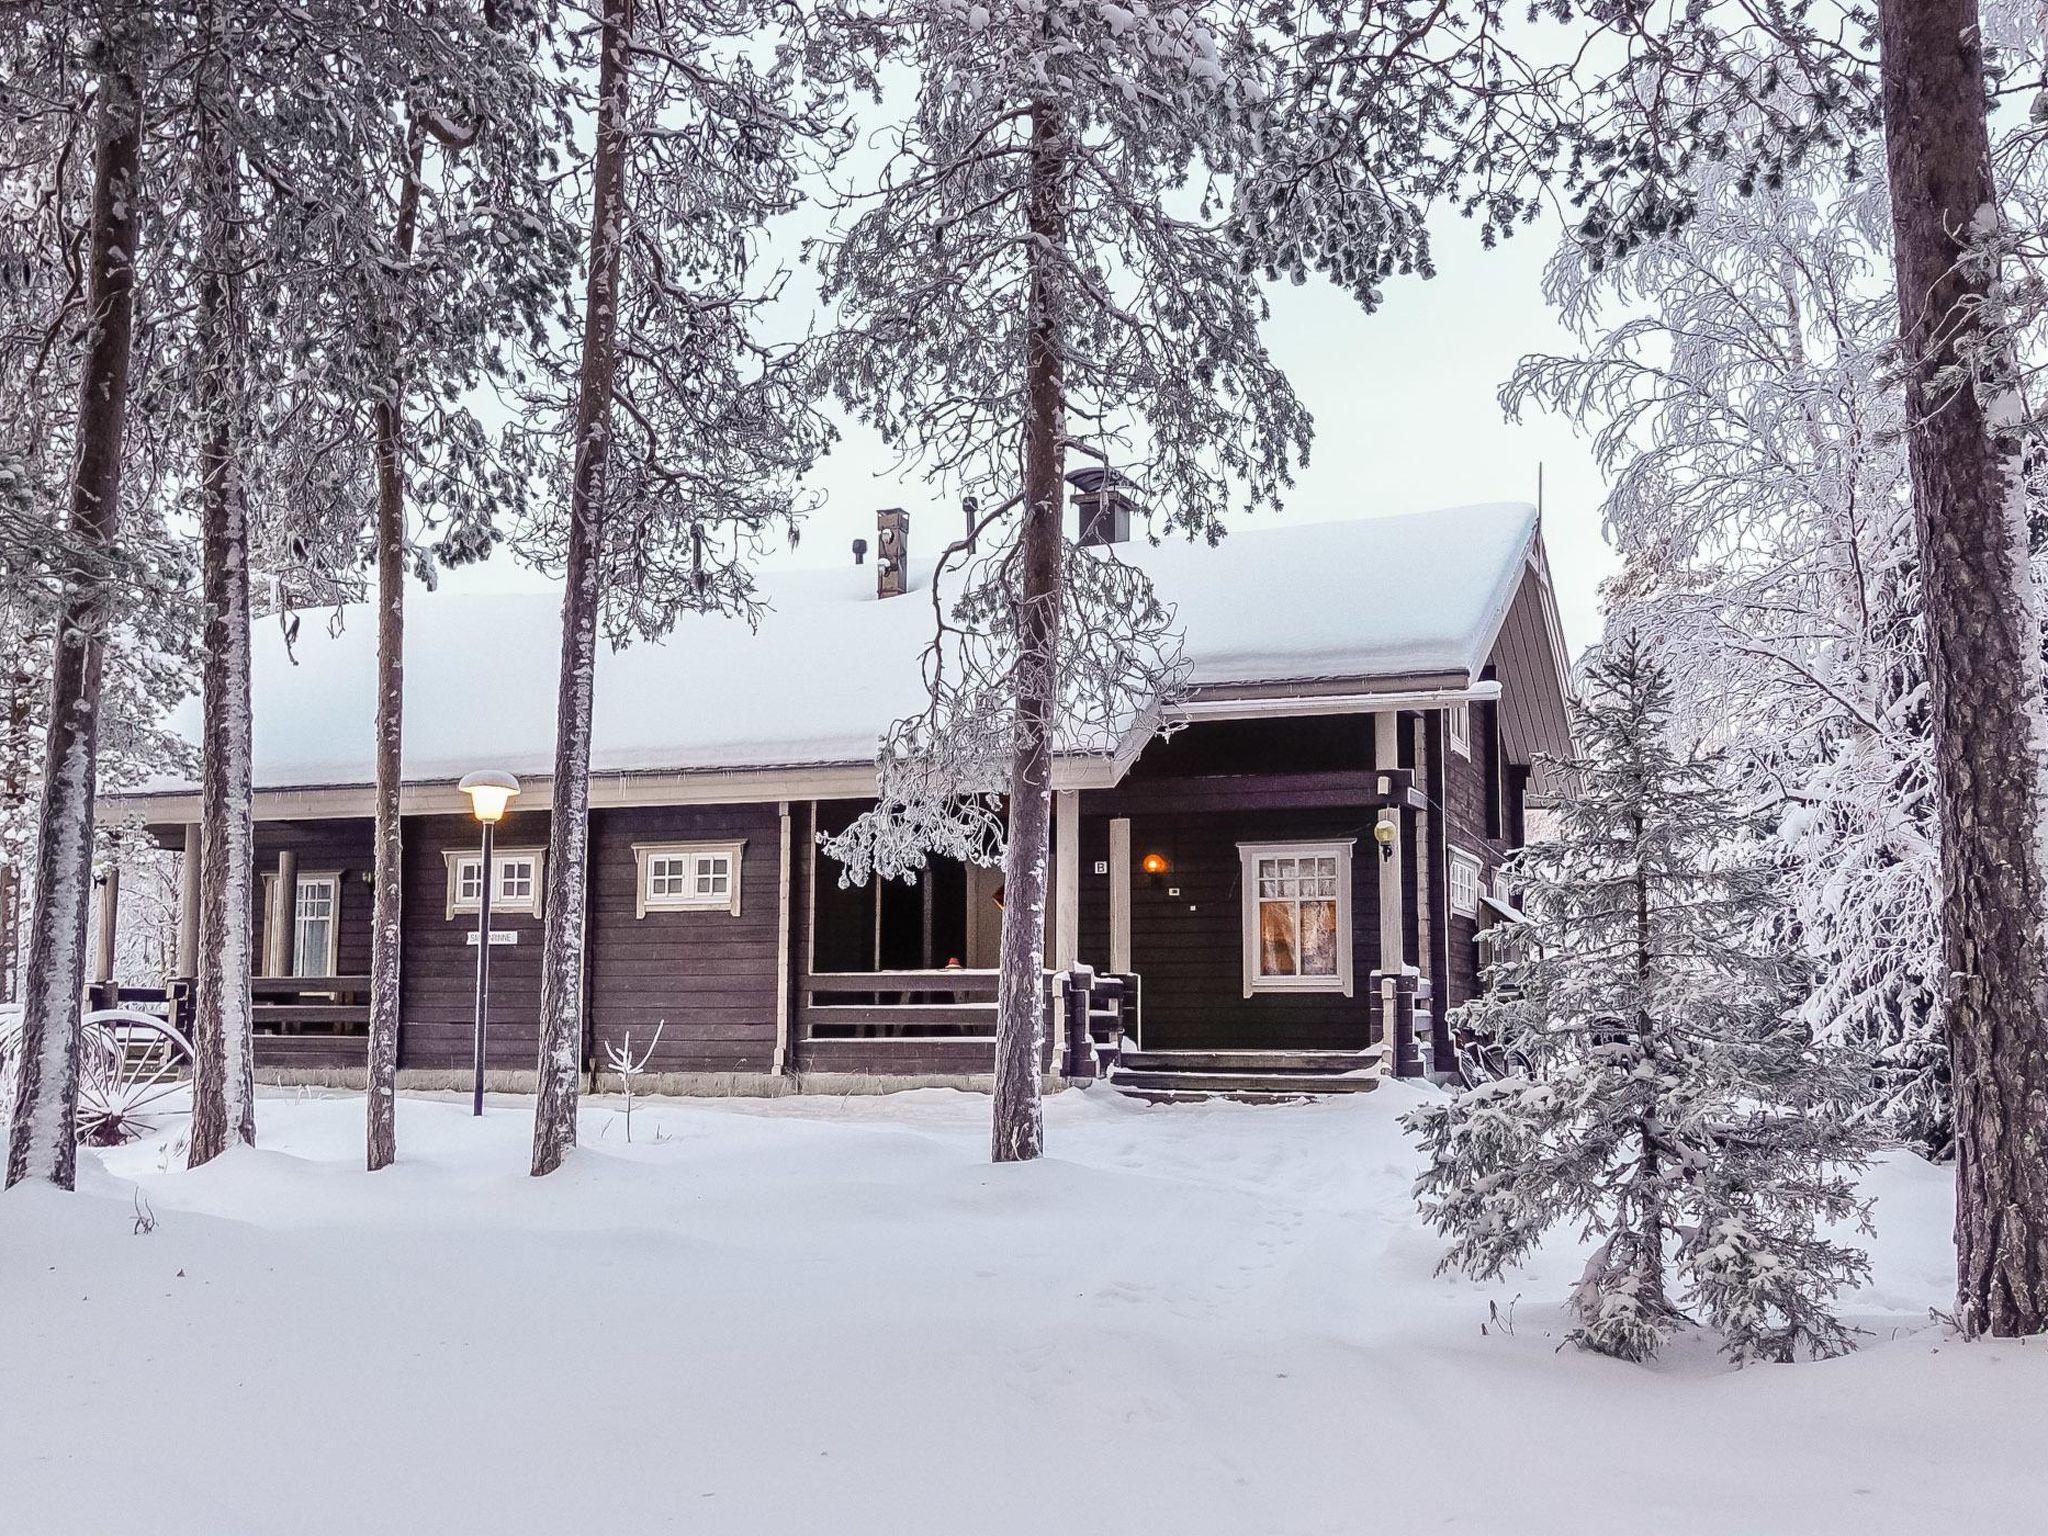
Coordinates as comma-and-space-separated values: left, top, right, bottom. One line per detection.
1407, 637, 1874, 1364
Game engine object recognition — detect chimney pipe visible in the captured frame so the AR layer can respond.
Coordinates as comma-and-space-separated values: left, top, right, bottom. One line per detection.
876, 507, 909, 598
1068, 467, 1136, 546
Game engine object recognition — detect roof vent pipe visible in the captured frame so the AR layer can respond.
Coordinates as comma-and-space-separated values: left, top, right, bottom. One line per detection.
876, 507, 909, 598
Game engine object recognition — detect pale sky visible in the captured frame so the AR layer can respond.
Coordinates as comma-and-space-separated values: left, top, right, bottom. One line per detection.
441, 213, 1616, 656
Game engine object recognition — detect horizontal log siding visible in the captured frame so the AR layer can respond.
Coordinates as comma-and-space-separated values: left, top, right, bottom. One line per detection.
586, 802, 783, 1074
255, 1034, 367, 1070
250, 818, 377, 978
1098, 805, 1381, 1051
399, 808, 552, 1072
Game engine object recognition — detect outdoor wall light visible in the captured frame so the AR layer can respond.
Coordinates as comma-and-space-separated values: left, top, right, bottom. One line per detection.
1373, 812, 1399, 861
1141, 852, 1169, 876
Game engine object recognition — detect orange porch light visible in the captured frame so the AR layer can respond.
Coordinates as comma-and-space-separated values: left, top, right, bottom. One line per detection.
1141, 852, 1170, 876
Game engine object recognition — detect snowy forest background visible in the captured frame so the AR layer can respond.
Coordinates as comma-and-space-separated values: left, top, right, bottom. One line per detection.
8, 0, 2048, 1360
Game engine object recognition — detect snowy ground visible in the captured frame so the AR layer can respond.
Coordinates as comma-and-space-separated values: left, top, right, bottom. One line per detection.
3, 1083, 2041, 1536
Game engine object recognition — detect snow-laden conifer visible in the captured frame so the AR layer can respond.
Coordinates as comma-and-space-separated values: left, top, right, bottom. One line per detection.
807, 0, 1306, 1162
0, 4, 156, 1187
522, 0, 835, 1177
1408, 636, 1873, 1364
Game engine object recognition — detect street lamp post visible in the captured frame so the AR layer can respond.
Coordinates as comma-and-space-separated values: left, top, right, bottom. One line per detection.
457, 770, 520, 1117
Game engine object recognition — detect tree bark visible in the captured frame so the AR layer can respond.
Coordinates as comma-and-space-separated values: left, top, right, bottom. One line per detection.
990, 95, 1068, 1165
1879, 0, 2048, 1336
531, 0, 632, 1177
188, 92, 258, 1168
366, 130, 425, 1174
0, 659, 28, 1002
5, 49, 145, 1190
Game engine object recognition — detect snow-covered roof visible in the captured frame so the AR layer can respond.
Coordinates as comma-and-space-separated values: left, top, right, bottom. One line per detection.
132, 501, 1557, 798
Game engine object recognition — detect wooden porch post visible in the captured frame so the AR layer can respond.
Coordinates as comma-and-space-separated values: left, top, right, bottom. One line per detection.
1054, 789, 1080, 972
267, 848, 298, 977
1374, 711, 1407, 1076
773, 800, 793, 1075
1108, 816, 1131, 974
92, 863, 119, 985
176, 823, 201, 976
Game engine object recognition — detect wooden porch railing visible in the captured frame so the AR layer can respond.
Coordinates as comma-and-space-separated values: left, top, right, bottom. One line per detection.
153, 975, 375, 1037
801, 969, 1009, 1039
799, 966, 1139, 1080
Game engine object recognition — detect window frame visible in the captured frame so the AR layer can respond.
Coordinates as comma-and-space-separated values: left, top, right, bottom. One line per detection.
1449, 847, 1483, 919
443, 847, 546, 920
1236, 839, 1355, 999
260, 869, 342, 977
633, 839, 746, 918
1446, 701, 1472, 759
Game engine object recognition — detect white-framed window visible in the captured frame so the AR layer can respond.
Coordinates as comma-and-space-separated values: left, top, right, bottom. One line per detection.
633, 839, 746, 918
444, 848, 545, 919
1237, 840, 1354, 997
261, 869, 342, 976
1449, 848, 1483, 918
293, 874, 339, 977
1447, 702, 1472, 758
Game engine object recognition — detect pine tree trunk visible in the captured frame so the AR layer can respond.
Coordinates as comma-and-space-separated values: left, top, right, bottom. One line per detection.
4, 50, 144, 1191
366, 133, 424, 1174
0, 663, 26, 1001
990, 95, 1068, 1165
1879, 0, 2048, 1336
188, 103, 258, 1168
531, 0, 632, 1177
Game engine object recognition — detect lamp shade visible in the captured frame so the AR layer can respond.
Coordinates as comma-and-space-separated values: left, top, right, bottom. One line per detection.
458, 769, 521, 824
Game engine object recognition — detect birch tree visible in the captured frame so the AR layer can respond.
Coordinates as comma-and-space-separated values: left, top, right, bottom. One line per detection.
523, 0, 834, 1177
1503, 152, 1951, 1154
809, 0, 1306, 1162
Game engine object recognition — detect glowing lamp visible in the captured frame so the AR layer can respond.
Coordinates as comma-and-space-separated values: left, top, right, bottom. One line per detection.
1373, 812, 1399, 860
1141, 852, 1169, 876
458, 769, 521, 825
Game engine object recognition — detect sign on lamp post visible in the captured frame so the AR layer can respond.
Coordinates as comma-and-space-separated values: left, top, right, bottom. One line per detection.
457, 770, 520, 1116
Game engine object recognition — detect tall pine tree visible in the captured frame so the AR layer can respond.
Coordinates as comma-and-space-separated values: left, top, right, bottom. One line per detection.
1409, 637, 1873, 1364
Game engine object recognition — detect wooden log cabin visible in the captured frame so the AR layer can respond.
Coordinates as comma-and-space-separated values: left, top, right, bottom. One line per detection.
102, 489, 1573, 1099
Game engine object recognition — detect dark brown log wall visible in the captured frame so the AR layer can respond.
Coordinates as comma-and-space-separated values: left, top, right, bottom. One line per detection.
585, 802, 783, 1074
399, 809, 553, 1072
1083, 805, 1383, 1052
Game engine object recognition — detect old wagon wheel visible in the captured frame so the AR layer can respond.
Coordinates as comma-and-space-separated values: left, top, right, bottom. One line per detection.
0, 1003, 195, 1147
76, 1009, 195, 1146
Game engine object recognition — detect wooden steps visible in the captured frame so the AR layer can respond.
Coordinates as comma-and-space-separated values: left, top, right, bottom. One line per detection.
1108, 1048, 1383, 1104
